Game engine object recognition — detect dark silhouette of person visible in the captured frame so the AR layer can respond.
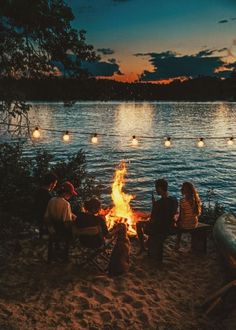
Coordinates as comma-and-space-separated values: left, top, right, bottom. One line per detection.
136, 178, 178, 263
34, 172, 58, 238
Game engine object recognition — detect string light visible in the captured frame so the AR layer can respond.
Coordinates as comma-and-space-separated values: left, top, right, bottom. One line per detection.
132, 135, 138, 146
227, 137, 234, 146
164, 137, 172, 148
197, 138, 205, 148
32, 127, 40, 139
91, 133, 98, 144
0, 122, 235, 149
63, 130, 70, 142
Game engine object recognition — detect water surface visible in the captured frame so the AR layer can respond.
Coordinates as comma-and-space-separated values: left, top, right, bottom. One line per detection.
11, 102, 236, 212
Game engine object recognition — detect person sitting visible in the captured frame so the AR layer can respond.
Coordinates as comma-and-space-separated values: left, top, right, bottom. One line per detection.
136, 178, 178, 263
44, 181, 77, 236
75, 197, 109, 249
34, 172, 58, 238
108, 223, 130, 276
176, 181, 202, 250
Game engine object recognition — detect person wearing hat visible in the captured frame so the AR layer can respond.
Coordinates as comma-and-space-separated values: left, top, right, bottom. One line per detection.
44, 181, 77, 224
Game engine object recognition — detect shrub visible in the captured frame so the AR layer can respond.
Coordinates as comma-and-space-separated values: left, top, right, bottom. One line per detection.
199, 188, 225, 225
0, 142, 101, 222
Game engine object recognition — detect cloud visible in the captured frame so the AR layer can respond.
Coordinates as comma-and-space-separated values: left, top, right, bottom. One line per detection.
218, 19, 228, 24
81, 60, 123, 76
107, 58, 117, 64
97, 48, 115, 55
135, 49, 232, 81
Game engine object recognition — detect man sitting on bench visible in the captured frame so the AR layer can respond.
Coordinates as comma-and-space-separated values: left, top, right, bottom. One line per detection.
136, 178, 178, 263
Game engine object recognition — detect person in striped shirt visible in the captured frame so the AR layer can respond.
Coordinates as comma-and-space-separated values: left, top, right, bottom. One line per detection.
176, 181, 202, 249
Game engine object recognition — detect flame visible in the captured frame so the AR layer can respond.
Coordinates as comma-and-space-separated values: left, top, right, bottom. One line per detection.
105, 161, 137, 235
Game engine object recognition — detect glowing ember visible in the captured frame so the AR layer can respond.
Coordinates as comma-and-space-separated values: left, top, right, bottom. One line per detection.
105, 161, 137, 235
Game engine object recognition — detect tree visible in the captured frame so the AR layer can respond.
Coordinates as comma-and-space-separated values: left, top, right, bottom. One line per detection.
0, 0, 99, 135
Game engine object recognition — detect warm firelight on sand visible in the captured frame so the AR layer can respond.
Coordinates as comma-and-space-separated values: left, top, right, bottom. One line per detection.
105, 162, 136, 235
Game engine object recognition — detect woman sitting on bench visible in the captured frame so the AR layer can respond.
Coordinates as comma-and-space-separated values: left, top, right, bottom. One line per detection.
176, 181, 202, 250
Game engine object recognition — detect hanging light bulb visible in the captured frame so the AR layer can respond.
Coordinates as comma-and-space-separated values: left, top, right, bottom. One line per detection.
132, 135, 138, 146
32, 127, 40, 139
227, 137, 234, 146
91, 133, 98, 144
197, 138, 205, 148
63, 131, 70, 142
164, 137, 172, 148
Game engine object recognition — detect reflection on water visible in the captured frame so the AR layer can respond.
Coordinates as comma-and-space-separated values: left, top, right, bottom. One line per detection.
3, 101, 236, 212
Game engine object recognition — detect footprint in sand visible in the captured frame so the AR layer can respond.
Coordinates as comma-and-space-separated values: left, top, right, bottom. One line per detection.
77, 296, 91, 310
122, 294, 134, 304
131, 300, 144, 309
101, 310, 113, 323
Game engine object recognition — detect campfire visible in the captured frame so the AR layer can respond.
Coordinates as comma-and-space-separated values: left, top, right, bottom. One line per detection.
101, 161, 148, 236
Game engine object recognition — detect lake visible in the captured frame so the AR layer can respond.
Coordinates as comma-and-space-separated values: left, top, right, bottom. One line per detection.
13, 102, 236, 212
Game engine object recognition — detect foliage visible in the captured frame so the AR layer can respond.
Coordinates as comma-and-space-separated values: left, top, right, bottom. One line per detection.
199, 188, 225, 225
0, 143, 101, 221
0, 0, 99, 133
0, 143, 33, 216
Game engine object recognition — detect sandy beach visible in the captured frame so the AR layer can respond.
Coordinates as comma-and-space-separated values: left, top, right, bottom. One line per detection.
0, 233, 235, 330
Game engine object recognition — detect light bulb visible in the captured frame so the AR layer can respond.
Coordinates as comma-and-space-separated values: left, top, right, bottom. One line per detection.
32, 127, 40, 139
164, 137, 172, 147
91, 133, 98, 144
63, 131, 70, 142
132, 135, 138, 146
227, 137, 234, 146
197, 138, 205, 148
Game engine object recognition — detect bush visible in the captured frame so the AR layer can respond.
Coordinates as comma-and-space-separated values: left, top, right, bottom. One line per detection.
199, 188, 225, 225
0, 142, 101, 222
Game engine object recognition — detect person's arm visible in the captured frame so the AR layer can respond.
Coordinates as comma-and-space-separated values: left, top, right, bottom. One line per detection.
63, 202, 76, 222
99, 216, 109, 237
150, 201, 158, 223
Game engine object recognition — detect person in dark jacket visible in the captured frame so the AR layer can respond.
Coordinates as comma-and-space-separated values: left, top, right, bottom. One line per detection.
76, 197, 109, 248
136, 179, 178, 262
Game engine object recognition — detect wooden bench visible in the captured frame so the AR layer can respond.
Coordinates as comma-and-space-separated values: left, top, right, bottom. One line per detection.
177, 222, 212, 253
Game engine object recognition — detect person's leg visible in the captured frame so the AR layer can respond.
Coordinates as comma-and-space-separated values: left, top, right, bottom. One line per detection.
156, 234, 166, 264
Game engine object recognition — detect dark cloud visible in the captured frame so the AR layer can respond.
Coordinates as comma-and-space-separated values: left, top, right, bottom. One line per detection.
231, 17, 236, 20
218, 19, 228, 23
135, 49, 232, 81
108, 58, 117, 64
81, 60, 123, 77
97, 48, 115, 55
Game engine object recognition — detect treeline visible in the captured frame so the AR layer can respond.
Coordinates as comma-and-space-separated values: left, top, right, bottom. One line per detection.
1, 76, 236, 101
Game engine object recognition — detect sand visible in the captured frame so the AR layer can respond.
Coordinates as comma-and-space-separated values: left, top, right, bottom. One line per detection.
0, 234, 235, 330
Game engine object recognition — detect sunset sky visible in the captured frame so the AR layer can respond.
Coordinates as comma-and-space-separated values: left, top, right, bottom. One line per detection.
68, 0, 236, 82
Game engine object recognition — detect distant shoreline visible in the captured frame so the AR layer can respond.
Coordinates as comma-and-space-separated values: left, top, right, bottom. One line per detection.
1, 77, 236, 102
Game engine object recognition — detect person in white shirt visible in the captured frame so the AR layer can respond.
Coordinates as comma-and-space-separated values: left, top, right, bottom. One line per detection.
44, 181, 77, 224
